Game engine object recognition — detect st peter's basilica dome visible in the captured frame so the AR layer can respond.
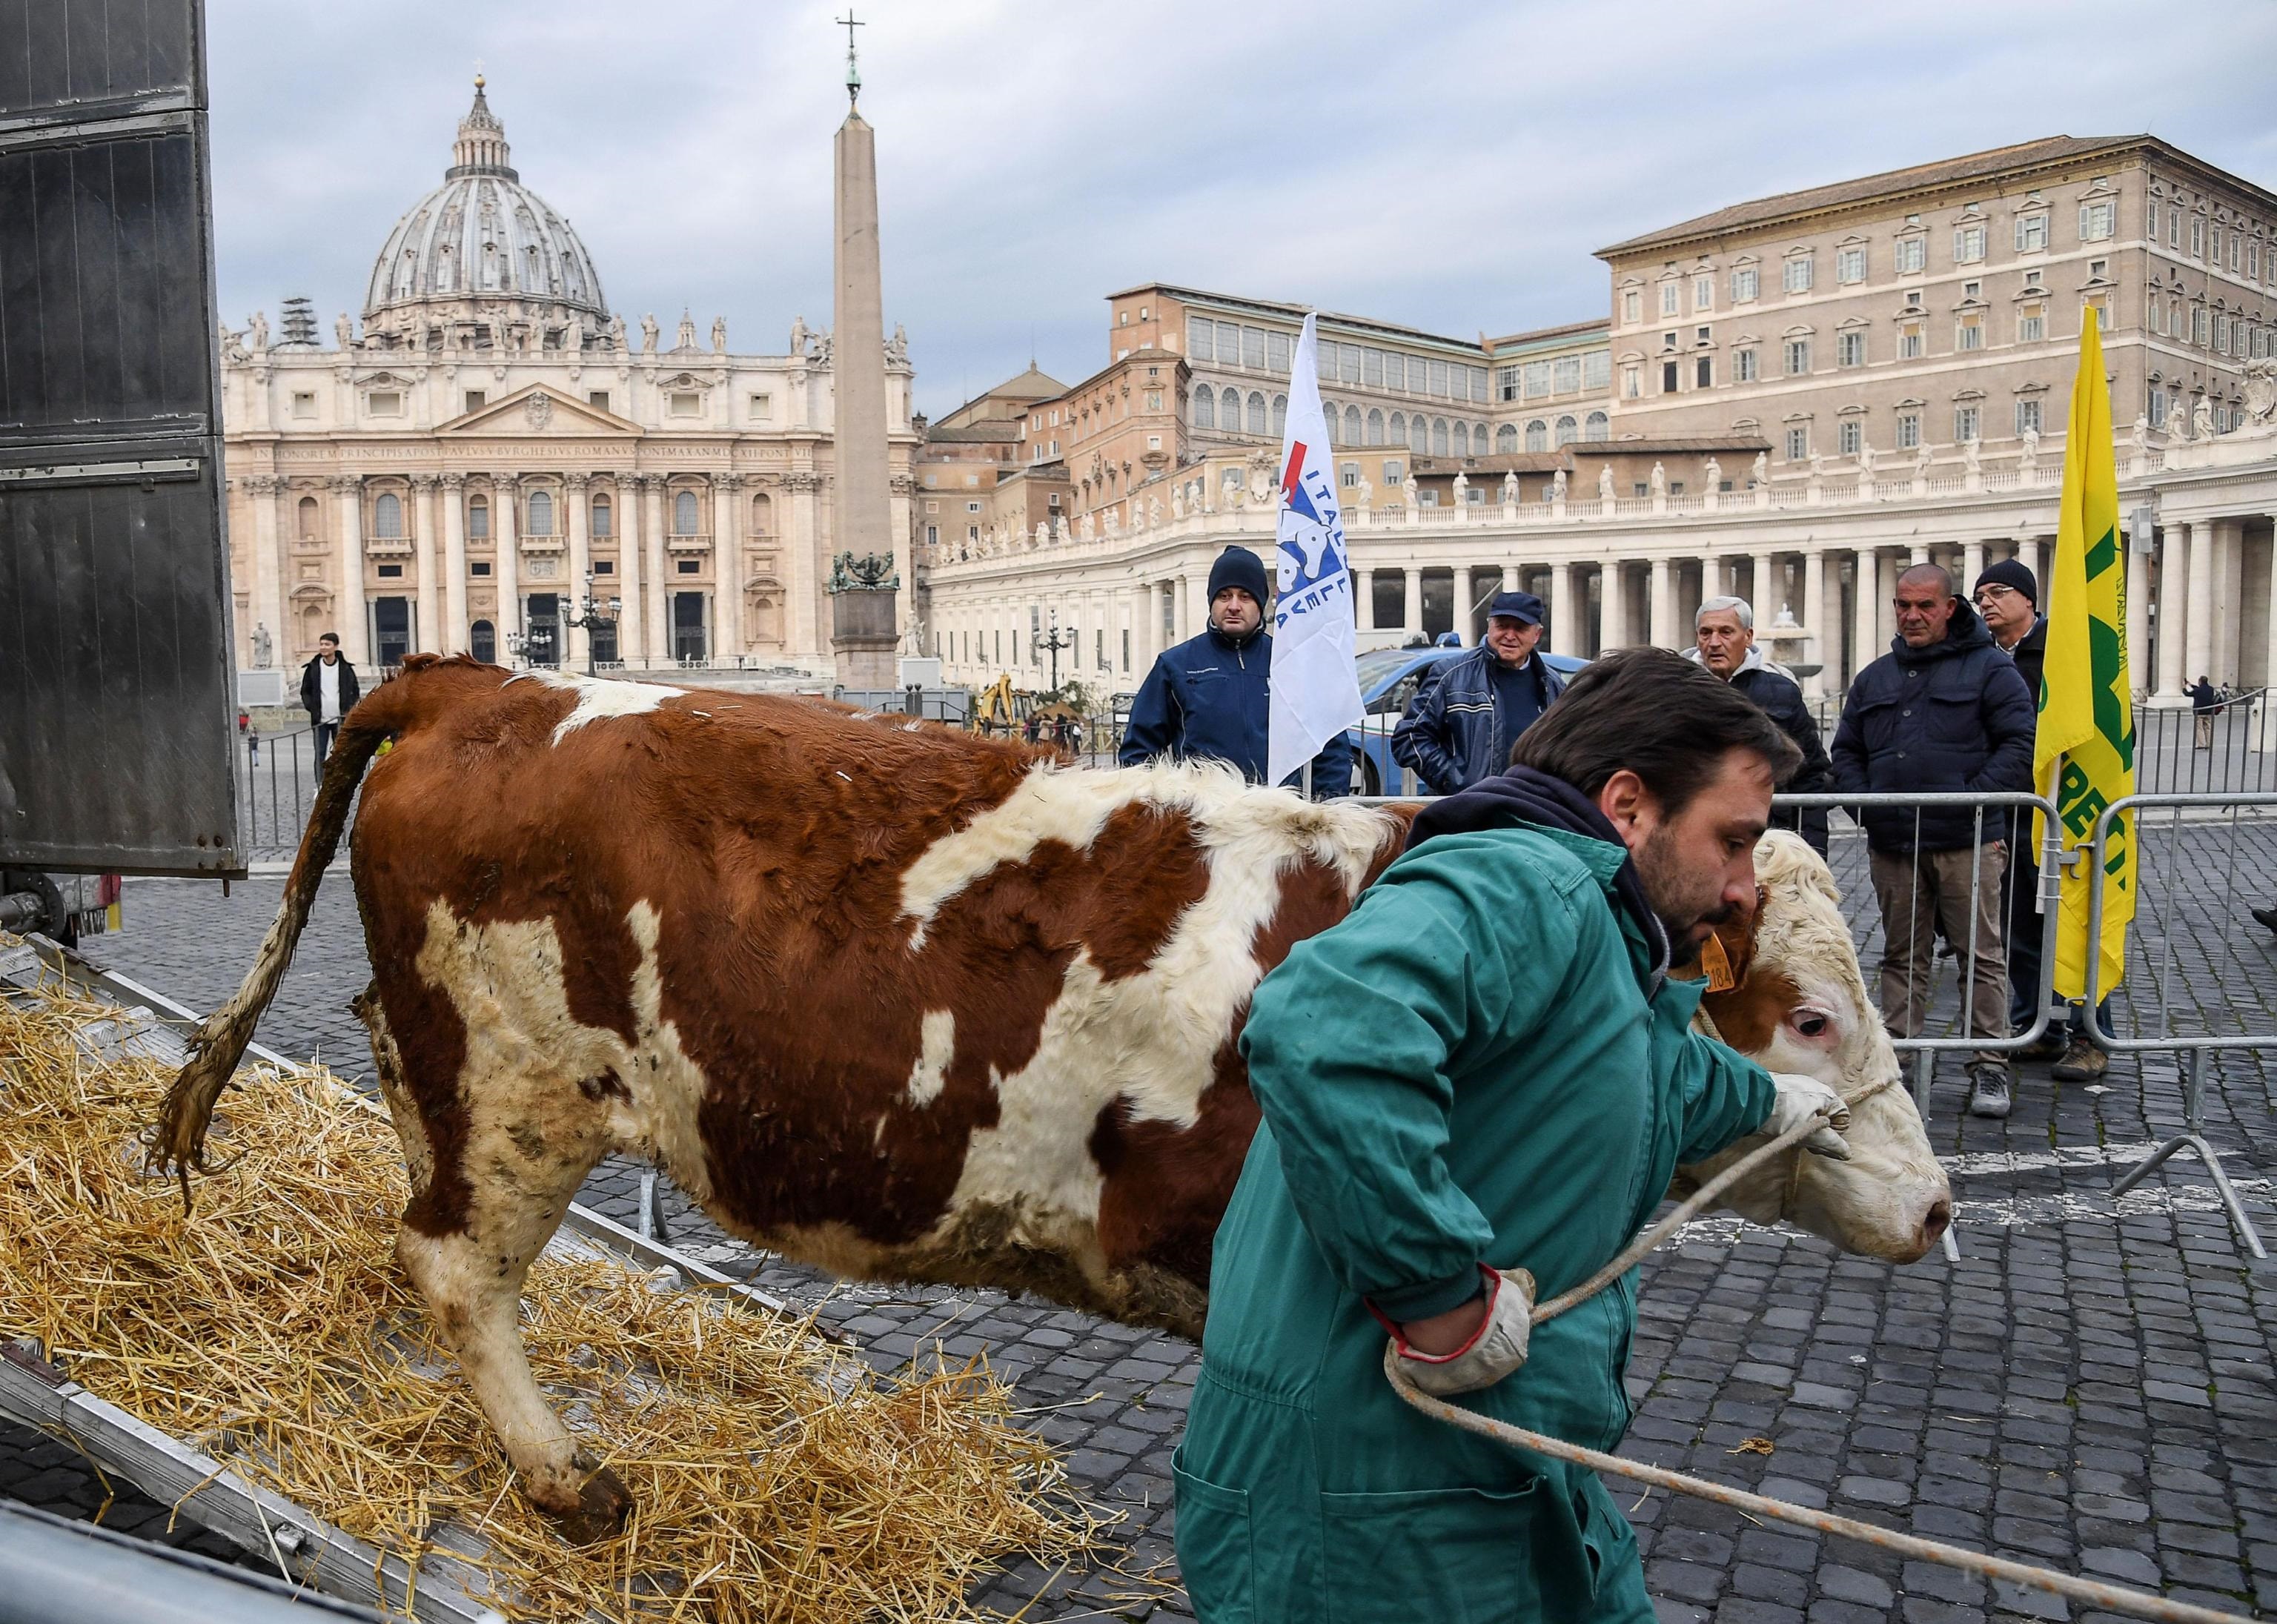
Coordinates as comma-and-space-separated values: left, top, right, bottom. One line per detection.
362, 78, 608, 331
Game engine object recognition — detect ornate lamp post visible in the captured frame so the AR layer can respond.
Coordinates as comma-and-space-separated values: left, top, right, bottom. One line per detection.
1038, 609, 1073, 692
566, 571, 623, 676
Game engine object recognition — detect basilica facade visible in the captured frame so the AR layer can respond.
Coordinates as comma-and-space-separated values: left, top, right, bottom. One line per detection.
223, 78, 917, 682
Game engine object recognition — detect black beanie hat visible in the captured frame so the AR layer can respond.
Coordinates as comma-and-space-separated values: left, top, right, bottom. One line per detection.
1972, 557, 2038, 606
1207, 546, 1270, 606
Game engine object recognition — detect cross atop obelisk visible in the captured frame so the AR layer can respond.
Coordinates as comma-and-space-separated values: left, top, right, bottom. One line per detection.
829, 10, 895, 686
835, 10, 864, 106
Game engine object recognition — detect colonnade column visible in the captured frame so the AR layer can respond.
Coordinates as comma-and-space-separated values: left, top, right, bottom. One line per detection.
1602, 563, 1629, 649
2153, 524, 2186, 700
1648, 557, 1674, 649
614, 478, 643, 665
493, 476, 521, 653
1356, 568, 1376, 632
1802, 548, 1827, 697
2211, 520, 2242, 684
2184, 518, 2215, 689
2261, 515, 2277, 744
2124, 523, 2150, 703
641, 477, 670, 662
563, 475, 591, 666
1852, 547, 1880, 686
1749, 551, 1776, 618
440, 474, 469, 654
1402, 567, 1423, 639
1959, 540, 1983, 598
1549, 562, 1575, 654
331, 476, 368, 665
714, 474, 743, 666
246, 477, 282, 666
411, 474, 440, 654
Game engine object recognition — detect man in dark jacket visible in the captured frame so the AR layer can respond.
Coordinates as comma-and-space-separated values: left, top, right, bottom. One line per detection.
1389, 590, 1568, 795
1977, 559, 2114, 1084
1118, 546, 1353, 796
299, 632, 362, 760
1689, 595, 1833, 854
1833, 563, 2036, 1118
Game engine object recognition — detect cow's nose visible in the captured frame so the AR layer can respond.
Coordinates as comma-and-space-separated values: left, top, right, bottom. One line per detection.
1919, 1197, 1952, 1248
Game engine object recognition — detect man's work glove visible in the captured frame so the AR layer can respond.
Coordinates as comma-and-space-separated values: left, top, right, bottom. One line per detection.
1388, 1265, 1536, 1396
1764, 1073, 1852, 1160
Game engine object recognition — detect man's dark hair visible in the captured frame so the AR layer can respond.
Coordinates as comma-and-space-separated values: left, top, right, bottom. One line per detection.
1511, 646, 1803, 811
319, 632, 339, 644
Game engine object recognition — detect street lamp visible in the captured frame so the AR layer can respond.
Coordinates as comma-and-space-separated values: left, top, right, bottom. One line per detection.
566, 571, 623, 677
1038, 609, 1073, 692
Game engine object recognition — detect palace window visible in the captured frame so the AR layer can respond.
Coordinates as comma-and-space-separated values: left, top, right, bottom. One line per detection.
1955, 403, 1981, 442
526, 489, 553, 536
1734, 348, 1758, 382
1695, 355, 1712, 388
1191, 385, 1214, 428
2191, 216, 2205, 258
1583, 411, 1608, 442
468, 496, 489, 539
2018, 303, 2045, 343
1783, 256, 1813, 293
673, 488, 699, 534
1838, 420, 1862, 456
1497, 423, 1519, 452
1583, 351, 1609, 388
1268, 331, 1291, 372
1497, 364, 1519, 401
1900, 322, 1924, 359
2079, 199, 2115, 242
2016, 398, 2042, 436
1525, 419, 1548, 451
1660, 282, 1681, 316
591, 496, 612, 537
1524, 359, 1551, 396
1783, 337, 1811, 375
1694, 275, 1714, 311
2015, 213, 2049, 253
1622, 364, 1641, 400
1554, 356, 1581, 392
373, 491, 403, 538
1730, 265, 1759, 302
1896, 411, 1920, 449
1367, 408, 1385, 445
1957, 317, 1983, 351
1952, 225, 1986, 264
1362, 348, 1384, 388
1249, 391, 1269, 434
1554, 415, 1577, 448
1623, 288, 1642, 324
1837, 330, 1866, 368
1836, 246, 1866, 283
1895, 236, 1926, 274
1785, 425, 1809, 460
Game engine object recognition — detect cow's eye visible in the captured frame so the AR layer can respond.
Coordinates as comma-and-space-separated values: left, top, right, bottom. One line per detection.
1793, 1012, 1829, 1038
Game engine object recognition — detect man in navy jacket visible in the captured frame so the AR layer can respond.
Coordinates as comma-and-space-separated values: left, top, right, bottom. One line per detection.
1390, 590, 1568, 795
1118, 546, 1353, 797
1832, 563, 2035, 1119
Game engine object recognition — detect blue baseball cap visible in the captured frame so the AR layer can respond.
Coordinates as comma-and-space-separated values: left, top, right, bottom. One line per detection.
1487, 590, 1544, 626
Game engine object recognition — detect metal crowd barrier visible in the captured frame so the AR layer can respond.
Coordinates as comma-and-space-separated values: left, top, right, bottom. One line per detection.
2084, 791, 2276, 1256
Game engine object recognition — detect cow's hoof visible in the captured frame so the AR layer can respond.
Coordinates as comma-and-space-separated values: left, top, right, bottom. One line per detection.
544, 1451, 633, 1545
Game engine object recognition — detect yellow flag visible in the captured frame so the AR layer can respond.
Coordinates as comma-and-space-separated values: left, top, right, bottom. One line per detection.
2033, 309, 2134, 999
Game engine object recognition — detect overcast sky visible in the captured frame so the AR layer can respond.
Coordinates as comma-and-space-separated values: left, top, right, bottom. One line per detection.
210, 0, 2277, 418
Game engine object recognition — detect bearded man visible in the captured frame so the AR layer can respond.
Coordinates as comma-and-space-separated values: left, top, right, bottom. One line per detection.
1176, 647, 1851, 1623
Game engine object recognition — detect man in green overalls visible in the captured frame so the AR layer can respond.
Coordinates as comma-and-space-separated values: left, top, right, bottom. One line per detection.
1174, 646, 1853, 1623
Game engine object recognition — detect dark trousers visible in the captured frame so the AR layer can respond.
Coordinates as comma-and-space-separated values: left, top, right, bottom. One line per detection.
314, 720, 340, 761
2006, 849, 2112, 1037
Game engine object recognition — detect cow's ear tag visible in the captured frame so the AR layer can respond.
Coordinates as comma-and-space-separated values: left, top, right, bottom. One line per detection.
1700, 932, 1737, 992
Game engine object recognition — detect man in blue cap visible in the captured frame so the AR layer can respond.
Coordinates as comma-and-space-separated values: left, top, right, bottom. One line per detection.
1118, 545, 1353, 796
1391, 589, 1567, 795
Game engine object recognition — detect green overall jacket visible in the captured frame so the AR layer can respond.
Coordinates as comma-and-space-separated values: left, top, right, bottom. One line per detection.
1173, 821, 1777, 1623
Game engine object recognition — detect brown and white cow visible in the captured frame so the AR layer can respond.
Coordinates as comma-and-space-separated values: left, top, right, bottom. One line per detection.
156, 657, 1948, 1541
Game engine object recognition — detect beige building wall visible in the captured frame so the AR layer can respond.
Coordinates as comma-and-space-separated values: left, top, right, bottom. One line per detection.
1600, 136, 2276, 480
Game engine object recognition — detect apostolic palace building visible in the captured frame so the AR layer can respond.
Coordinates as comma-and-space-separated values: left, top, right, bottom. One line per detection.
912, 133, 2277, 746
222, 79, 915, 686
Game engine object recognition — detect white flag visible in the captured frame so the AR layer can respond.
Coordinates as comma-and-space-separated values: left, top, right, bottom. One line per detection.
1268, 314, 1365, 787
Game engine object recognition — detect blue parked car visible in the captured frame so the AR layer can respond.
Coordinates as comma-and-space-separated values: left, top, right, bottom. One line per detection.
1345, 645, 1588, 796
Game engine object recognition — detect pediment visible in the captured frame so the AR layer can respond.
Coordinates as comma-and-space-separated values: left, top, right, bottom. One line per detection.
439, 383, 642, 437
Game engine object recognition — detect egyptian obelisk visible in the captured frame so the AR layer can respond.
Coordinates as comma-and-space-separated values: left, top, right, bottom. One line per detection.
829, 16, 897, 689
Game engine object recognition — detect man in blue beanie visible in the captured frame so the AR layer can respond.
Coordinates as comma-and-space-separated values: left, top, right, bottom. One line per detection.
1118, 545, 1353, 796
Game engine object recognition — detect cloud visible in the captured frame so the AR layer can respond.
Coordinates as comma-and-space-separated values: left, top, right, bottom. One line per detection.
208, 0, 2277, 417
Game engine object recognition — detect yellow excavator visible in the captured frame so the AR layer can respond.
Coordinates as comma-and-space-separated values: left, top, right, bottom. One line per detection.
972, 675, 1018, 735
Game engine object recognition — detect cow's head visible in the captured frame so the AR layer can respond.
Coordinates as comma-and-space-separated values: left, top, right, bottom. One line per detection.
1675, 832, 1952, 1263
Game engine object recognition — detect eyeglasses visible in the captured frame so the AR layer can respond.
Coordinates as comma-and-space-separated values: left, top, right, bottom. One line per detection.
1973, 586, 2018, 607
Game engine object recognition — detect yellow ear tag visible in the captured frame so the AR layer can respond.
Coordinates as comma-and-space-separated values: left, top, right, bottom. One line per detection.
376, 738, 394, 757
1700, 931, 1737, 992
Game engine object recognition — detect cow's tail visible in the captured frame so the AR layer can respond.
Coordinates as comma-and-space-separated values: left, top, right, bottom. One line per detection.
150, 686, 399, 1201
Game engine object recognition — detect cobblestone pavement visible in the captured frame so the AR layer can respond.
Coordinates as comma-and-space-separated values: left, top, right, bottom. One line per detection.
7, 817, 2273, 1621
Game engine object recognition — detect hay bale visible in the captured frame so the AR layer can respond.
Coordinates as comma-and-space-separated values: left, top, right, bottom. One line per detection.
0, 973, 1118, 1620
